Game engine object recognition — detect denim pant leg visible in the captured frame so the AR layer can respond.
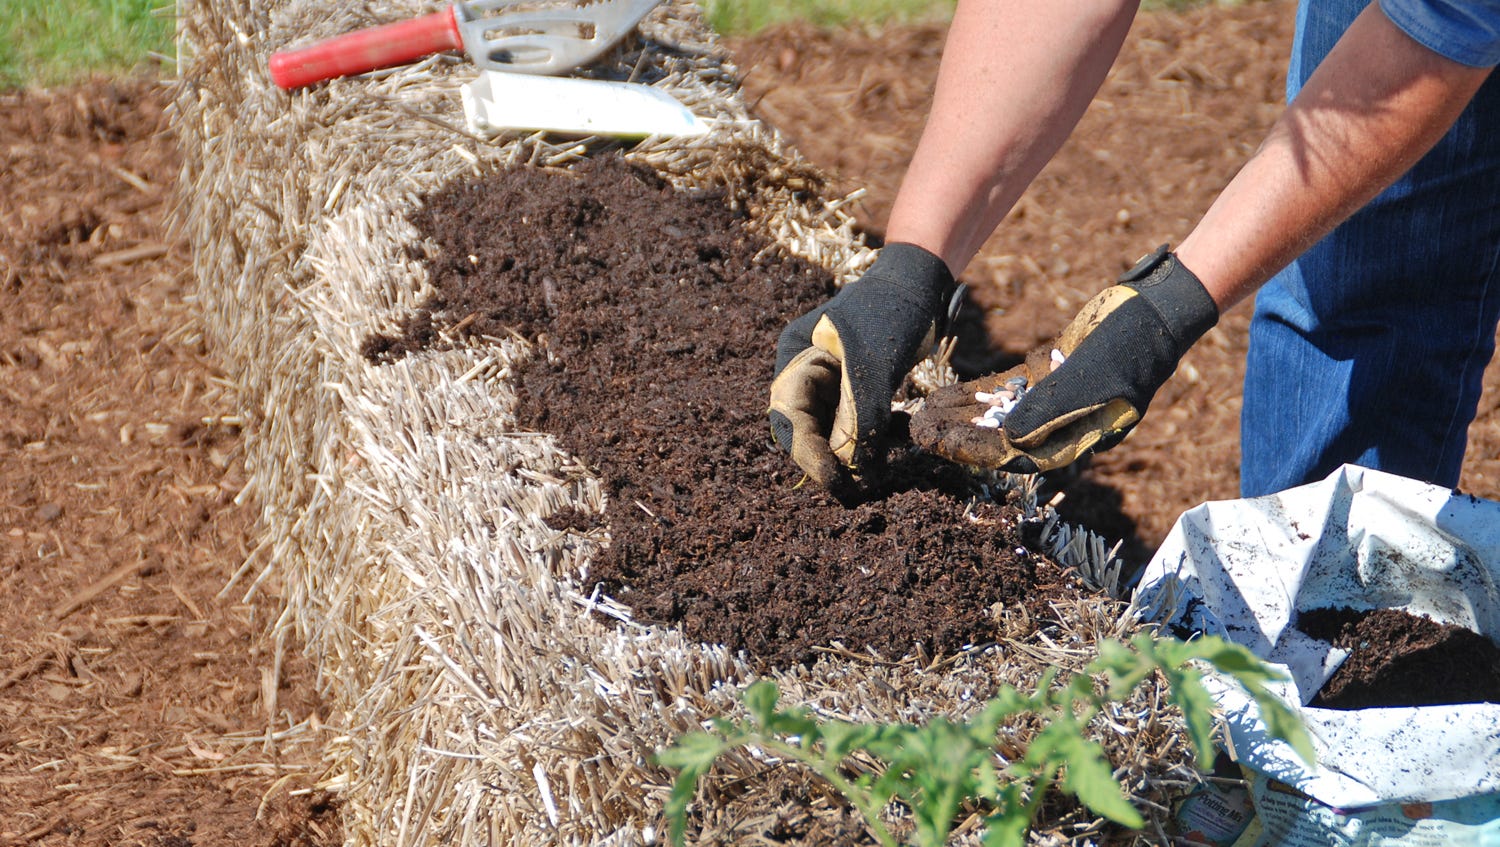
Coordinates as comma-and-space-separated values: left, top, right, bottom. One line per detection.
1239, 0, 1500, 497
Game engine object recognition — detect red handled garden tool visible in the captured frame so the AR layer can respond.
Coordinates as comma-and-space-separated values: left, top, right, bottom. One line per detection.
268, 0, 666, 89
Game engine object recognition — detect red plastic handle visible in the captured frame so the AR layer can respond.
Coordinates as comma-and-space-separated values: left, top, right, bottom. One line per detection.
268, 6, 463, 89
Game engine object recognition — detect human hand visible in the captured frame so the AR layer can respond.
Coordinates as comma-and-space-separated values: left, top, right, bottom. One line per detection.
768, 243, 958, 488
912, 246, 1218, 473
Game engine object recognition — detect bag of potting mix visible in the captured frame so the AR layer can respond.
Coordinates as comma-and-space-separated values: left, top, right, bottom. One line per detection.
1133, 464, 1500, 846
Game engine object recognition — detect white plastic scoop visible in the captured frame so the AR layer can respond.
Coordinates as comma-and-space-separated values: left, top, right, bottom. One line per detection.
461, 70, 710, 138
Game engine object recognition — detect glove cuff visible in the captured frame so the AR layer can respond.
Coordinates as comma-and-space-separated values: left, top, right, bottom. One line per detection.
866, 242, 959, 323
1118, 244, 1219, 355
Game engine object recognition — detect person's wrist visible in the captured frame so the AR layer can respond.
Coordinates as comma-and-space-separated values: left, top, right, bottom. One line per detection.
1170, 235, 1249, 311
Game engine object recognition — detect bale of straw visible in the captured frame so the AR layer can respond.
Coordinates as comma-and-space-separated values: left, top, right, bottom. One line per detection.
171, 0, 1197, 842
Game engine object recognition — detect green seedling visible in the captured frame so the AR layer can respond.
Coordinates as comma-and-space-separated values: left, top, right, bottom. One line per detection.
657, 631, 1312, 847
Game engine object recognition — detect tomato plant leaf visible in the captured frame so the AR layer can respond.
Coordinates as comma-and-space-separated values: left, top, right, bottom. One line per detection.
744, 680, 779, 724
1163, 664, 1218, 768
1250, 688, 1317, 766
820, 720, 879, 763
655, 732, 726, 846
981, 783, 1032, 847
654, 731, 725, 771
1057, 733, 1143, 828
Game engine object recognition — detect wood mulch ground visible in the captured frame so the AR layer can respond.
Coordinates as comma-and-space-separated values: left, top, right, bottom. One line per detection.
0, 78, 336, 847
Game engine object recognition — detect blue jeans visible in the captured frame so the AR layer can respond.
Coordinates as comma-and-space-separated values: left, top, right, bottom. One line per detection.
1239, 0, 1500, 497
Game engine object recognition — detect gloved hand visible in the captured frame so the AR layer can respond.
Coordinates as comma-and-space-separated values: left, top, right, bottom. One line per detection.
912, 245, 1218, 474
768, 242, 958, 488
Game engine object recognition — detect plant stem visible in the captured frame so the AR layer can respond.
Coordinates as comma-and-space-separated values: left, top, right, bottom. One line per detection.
760, 738, 899, 847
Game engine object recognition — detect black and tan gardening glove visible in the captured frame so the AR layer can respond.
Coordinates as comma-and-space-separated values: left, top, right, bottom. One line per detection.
768, 242, 958, 488
912, 245, 1218, 474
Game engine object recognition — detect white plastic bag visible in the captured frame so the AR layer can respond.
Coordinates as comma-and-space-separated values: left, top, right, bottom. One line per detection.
1134, 465, 1500, 844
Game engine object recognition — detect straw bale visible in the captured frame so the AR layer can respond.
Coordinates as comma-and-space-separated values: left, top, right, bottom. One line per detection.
171, 0, 1197, 842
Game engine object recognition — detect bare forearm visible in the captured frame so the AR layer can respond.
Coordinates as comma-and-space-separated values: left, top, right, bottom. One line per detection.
1176, 5, 1493, 310
885, 0, 1140, 274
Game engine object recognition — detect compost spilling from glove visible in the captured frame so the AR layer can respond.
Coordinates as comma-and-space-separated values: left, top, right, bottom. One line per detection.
911, 245, 1219, 474
768, 243, 958, 489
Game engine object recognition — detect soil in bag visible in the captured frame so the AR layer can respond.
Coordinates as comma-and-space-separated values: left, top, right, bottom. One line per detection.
1298, 606, 1500, 709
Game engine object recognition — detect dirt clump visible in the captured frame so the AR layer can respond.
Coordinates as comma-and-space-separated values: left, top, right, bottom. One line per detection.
1298, 607, 1500, 709
370, 154, 1079, 669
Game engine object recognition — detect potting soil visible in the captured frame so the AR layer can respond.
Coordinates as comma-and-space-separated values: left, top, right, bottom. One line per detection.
1299, 607, 1500, 709
367, 155, 1077, 668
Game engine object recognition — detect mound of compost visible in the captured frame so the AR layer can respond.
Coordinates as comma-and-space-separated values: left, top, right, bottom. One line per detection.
367, 155, 1079, 668
1298, 607, 1500, 709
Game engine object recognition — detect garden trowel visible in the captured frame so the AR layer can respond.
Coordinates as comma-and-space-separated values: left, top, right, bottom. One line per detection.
461, 69, 710, 138
269, 0, 665, 89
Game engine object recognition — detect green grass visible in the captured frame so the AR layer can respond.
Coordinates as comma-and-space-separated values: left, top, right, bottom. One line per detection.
702, 0, 957, 35
0, 0, 175, 88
